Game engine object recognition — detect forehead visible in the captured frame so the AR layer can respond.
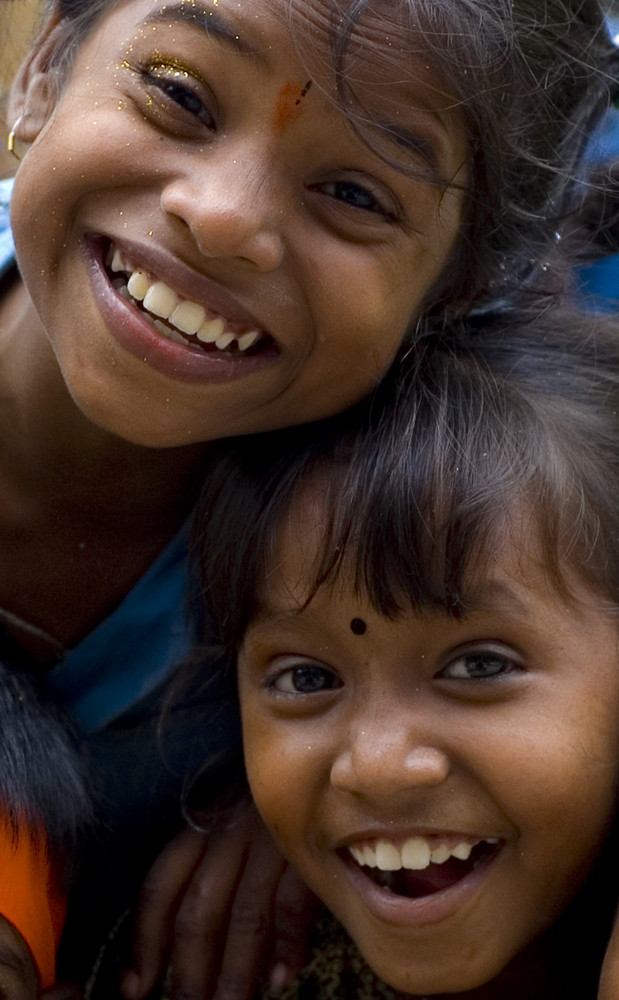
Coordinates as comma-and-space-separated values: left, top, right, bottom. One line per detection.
102, 0, 465, 178
288, 0, 463, 173
253, 486, 607, 627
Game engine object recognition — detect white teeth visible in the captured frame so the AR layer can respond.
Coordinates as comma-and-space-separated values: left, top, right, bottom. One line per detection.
401, 837, 431, 871
375, 840, 402, 871
216, 332, 235, 351
349, 846, 365, 866
237, 330, 259, 351
451, 842, 473, 861
143, 281, 178, 320
362, 844, 377, 867
349, 837, 492, 873
127, 270, 149, 301
430, 843, 451, 865
169, 300, 206, 335
152, 318, 186, 345
110, 248, 125, 273
197, 318, 225, 344
109, 250, 263, 354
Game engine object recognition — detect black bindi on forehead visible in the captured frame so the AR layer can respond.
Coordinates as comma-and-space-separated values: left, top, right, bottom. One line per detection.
350, 617, 367, 635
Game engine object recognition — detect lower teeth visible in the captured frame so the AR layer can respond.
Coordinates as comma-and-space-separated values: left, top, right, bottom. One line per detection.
112, 276, 249, 355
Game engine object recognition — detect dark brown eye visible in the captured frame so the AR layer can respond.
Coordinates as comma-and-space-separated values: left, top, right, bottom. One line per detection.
142, 67, 216, 130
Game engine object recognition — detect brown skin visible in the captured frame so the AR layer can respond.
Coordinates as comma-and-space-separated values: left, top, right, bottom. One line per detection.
239, 496, 619, 999
2, 0, 465, 643
1, 0, 466, 994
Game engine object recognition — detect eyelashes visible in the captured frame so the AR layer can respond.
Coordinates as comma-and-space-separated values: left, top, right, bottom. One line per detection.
270, 663, 342, 695
308, 179, 398, 222
439, 650, 522, 681
126, 57, 217, 132
122, 55, 404, 229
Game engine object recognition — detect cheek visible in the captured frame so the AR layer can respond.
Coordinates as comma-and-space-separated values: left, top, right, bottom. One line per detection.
240, 702, 284, 813
489, 700, 619, 867
241, 708, 316, 843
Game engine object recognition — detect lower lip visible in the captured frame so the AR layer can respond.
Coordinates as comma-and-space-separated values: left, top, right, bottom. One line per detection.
339, 850, 499, 930
84, 237, 279, 385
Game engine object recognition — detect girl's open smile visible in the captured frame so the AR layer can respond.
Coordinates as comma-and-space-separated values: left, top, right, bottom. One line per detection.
239, 493, 619, 996
88, 234, 278, 386
344, 833, 501, 899
7, 0, 467, 448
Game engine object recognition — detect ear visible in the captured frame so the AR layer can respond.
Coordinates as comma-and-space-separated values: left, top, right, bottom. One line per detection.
6, 4, 69, 144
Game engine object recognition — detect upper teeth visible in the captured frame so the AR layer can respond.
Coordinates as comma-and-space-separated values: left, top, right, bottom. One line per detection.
109, 247, 261, 353
348, 837, 498, 872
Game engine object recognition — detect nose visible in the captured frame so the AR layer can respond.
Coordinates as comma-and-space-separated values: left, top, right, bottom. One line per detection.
161, 153, 286, 272
330, 714, 450, 799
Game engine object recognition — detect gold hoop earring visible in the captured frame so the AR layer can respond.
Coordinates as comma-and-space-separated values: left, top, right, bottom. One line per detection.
7, 115, 24, 157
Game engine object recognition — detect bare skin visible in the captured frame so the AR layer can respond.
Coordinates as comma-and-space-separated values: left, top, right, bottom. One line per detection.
0, 269, 208, 644
0, 0, 467, 993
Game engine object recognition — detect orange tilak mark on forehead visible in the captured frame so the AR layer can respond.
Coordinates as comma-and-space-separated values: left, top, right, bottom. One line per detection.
271, 80, 313, 133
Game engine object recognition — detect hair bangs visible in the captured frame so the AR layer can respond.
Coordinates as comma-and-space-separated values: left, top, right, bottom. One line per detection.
301, 344, 554, 618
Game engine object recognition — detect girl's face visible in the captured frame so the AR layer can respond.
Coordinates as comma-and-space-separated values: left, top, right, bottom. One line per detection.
10, 0, 466, 447
239, 498, 619, 996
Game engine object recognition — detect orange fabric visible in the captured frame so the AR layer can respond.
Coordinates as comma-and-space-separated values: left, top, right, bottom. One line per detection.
0, 820, 66, 987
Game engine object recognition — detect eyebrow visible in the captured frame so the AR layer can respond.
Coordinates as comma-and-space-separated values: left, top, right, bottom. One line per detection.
142, 4, 454, 182
457, 579, 532, 618
143, 3, 266, 61
370, 119, 442, 177
248, 603, 310, 632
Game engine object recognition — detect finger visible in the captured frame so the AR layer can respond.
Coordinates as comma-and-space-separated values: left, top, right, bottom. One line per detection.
121, 828, 208, 1000
169, 815, 268, 1000
266, 865, 318, 991
210, 830, 288, 1000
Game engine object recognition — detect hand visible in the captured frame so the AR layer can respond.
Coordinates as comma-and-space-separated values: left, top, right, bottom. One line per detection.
119, 800, 318, 1000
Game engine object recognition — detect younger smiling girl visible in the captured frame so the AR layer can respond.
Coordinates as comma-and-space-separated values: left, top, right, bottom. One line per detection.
191, 309, 619, 999
1, 0, 618, 993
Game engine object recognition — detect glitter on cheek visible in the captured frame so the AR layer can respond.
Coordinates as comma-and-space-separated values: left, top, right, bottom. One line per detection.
271, 80, 312, 133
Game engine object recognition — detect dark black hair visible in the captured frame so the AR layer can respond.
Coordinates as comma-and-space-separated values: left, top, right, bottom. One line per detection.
0, 662, 91, 876
44, 0, 619, 317
193, 306, 619, 658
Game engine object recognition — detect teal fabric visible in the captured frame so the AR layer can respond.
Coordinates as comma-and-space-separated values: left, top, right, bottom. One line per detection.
46, 523, 197, 731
